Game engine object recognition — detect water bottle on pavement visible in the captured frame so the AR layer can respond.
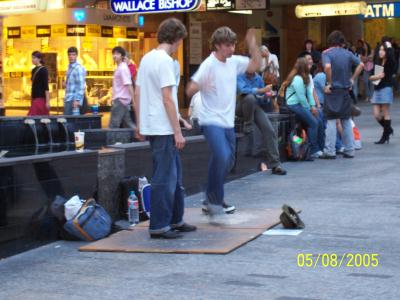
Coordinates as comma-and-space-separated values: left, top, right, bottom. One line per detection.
128, 191, 139, 225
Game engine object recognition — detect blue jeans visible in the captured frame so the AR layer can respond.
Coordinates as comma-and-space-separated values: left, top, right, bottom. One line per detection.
148, 135, 184, 234
325, 119, 354, 156
202, 126, 236, 206
288, 104, 323, 154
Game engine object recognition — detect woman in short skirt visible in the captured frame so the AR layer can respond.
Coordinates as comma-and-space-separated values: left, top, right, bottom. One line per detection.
369, 40, 396, 144
28, 51, 50, 116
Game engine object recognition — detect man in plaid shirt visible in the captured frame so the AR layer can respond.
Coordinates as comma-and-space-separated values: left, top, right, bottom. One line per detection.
64, 47, 86, 115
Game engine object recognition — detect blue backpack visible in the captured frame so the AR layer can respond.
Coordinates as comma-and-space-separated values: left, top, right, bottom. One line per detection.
140, 184, 151, 218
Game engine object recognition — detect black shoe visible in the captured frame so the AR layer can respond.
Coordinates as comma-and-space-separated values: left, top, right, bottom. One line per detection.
173, 223, 197, 233
319, 153, 336, 159
343, 153, 354, 158
150, 230, 183, 239
202, 202, 236, 214
272, 166, 287, 175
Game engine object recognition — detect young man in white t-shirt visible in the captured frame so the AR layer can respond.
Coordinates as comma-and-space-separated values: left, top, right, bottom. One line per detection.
135, 18, 196, 239
186, 27, 261, 215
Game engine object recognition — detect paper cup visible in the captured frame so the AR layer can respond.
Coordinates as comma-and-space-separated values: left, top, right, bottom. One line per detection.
74, 132, 85, 152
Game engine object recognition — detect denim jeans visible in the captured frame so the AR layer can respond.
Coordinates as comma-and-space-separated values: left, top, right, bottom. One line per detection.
202, 125, 236, 207
288, 104, 323, 154
325, 119, 354, 156
148, 135, 185, 234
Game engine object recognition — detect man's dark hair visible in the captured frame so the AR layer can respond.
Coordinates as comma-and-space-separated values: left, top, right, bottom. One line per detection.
327, 31, 346, 47
67, 47, 78, 55
157, 18, 187, 44
112, 46, 126, 57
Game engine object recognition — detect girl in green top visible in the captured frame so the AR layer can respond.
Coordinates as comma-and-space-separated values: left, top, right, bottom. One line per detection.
282, 57, 324, 159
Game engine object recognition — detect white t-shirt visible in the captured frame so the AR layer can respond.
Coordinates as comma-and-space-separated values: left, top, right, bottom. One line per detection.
191, 53, 249, 128
189, 92, 202, 120
136, 49, 178, 135
260, 53, 280, 78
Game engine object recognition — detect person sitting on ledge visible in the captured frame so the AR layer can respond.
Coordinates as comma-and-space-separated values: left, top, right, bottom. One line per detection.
236, 71, 287, 175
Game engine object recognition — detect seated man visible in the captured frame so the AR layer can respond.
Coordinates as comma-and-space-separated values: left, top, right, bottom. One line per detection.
236, 71, 287, 175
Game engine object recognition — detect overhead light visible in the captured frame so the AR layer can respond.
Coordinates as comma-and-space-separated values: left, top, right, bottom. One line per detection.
228, 10, 253, 15
295, 1, 367, 18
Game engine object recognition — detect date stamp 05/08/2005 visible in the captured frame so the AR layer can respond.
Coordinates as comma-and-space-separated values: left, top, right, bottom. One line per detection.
297, 253, 380, 268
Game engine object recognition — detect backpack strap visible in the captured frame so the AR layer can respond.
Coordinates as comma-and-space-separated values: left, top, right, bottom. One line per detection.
32, 66, 44, 84
72, 199, 96, 241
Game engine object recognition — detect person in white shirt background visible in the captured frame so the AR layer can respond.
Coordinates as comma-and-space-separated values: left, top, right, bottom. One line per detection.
186, 27, 261, 216
260, 45, 280, 81
135, 18, 196, 239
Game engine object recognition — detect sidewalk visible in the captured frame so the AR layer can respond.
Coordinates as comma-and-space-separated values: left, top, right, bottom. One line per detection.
0, 101, 399, 300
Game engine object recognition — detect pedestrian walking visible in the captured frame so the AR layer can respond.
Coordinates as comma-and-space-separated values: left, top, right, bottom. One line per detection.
109, 46, 136, 129
369, 40, 396, 144
28, 51, 50, 116
64, 47, 86, 115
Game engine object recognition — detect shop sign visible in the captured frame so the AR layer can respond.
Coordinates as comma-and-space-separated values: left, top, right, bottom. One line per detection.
21, 26, 36, 39
295, 2, 367, 18
7, 27, 21, 39
101, 26, 114, 38
51, 25, 67, 37
110, 0, 201, 14
36, 25, 51, 37
113, 26, 127, 38
126, 27, 138, 39
235, 0, 267, 10
67, 25, 86, 36
0, 0, 48, 15
86, 25, 101, 37
206, 0, 234, 11
364, 2, 400, 18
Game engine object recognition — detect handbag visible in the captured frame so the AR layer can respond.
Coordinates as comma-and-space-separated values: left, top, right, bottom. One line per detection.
64, 198, 112, 241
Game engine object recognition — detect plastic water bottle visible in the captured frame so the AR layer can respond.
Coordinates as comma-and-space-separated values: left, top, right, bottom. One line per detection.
72, 107, 80, 116
128, 191, 139, 225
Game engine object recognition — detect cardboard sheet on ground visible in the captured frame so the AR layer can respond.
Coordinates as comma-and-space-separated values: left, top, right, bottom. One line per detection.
80, 208, 300, 254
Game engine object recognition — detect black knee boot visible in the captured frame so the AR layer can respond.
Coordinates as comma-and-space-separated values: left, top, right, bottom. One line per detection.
377, 118, 385, 128
386, 119, 394, 136
375, 120, 392, 144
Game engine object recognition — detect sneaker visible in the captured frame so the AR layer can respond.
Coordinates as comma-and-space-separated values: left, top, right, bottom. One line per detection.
319, 153, 336, 159
336, 147, 345, 154
173, 223, 197, 233
310, 152, 320, 159
150, 229, 183, 239
202, 202, 236, 214
271, 166, 287, 175
343, 153, 354, 159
